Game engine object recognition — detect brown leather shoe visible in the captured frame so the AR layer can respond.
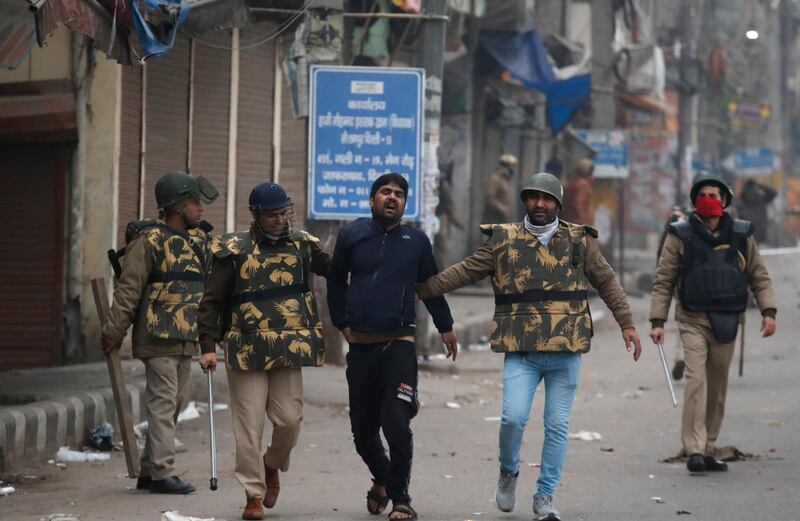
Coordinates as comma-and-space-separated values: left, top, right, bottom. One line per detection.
263, 465, 280, 509
242, 496, 265, 520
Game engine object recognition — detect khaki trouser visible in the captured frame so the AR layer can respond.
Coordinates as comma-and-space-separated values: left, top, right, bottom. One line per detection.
679, 322, 736, 455
226, 367, 303, 500
140, 356, 192, 480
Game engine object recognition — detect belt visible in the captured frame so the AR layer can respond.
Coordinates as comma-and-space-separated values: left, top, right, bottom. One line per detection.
495, 289, 588, 305
148, 271, 205, 283
231, 283, 310, 305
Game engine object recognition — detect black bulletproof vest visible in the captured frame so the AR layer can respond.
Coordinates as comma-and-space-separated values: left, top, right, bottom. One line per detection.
669, 219, 751, 313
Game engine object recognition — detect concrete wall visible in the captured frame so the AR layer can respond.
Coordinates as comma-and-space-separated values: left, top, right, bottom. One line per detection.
80, 56, 122, 358
0, 26, 72, 83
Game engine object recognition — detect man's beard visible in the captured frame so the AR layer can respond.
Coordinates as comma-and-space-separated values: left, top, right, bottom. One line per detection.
372, 207, 402, 226
180, 212, 199, 229
528, 210, 558, 226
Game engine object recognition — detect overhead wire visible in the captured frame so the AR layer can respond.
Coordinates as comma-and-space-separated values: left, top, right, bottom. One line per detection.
181, 0, 314, 50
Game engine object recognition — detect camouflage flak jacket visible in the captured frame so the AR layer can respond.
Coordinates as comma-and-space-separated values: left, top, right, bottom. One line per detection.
210, 230, 325, 371
144, 224, 210, 342
483, 222, 594, 354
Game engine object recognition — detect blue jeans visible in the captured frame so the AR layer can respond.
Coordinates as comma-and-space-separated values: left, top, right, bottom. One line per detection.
498, 351, 582, 499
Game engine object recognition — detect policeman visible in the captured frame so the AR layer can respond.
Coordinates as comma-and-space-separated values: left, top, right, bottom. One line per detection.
649, 171, 777, 473
417, 173, 642, 521
101, 171, 219, 494
482, 153, 518, 224
198, 182, 330, 520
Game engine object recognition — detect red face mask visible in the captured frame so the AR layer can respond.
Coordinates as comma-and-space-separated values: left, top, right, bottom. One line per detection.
695, 195, 723, 217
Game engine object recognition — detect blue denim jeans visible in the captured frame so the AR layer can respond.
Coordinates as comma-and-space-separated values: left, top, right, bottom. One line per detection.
498, 351, 582, 499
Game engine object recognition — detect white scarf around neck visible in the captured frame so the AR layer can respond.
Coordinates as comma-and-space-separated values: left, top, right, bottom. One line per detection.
523, 215, 559, 246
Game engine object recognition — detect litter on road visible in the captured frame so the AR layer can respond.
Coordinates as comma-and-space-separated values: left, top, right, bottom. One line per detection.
0, 485, 15, 496
445, 402, 461, 409
483, 416, 501, 422
651, 497, 665, 504
176, 401, 201, 422
568, 431, 602, 441
161, 511, 222, 521
196, 402, 229, 413
45, 515, 79, 521
87, 422, 114, 451
55, 447, 111, 462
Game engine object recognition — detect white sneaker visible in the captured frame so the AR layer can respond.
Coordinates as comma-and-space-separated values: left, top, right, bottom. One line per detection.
533, 494, 561, 521
494, 471, 518, 512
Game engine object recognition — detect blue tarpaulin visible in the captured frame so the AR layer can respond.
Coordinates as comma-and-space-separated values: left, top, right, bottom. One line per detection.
129, 0, 191, 60
479, 29, 591, 133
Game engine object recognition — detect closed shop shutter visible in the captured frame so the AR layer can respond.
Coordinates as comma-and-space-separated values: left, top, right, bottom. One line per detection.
191, 31, 231, 231
0, 143, 65, 368
118, 65, 143, 245
278, 36, 307, 228
143, 34, 191, 218
235, 23, 276, 229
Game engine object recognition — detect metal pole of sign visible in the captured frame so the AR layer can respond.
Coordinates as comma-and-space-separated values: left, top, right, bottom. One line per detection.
657, 342, 679, 408
617, 179, 625, 287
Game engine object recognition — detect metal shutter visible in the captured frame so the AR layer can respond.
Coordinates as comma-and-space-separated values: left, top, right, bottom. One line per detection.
235, 22, 276, 229
143, 34, 191, 218
191, 31, 231, 230
0, 143, 65, 367
118, 65, 143, 245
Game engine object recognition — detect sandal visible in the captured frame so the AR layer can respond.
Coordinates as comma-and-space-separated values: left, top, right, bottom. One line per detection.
388, 504, 418, 520
367, 488, 389, 515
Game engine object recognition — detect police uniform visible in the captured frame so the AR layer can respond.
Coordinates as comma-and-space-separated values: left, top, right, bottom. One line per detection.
650, 213, 776, 456
103, 221, 211, 485
198, 185, 330, 512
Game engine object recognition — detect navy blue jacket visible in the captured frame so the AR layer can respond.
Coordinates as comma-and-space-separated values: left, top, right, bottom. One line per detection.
327, 218, 454, 335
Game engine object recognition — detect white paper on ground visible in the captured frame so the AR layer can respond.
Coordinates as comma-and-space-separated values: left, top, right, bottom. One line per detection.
568, 431, 602, 441
0, 486, 15, 496
176, 401, 201, 422
161, 511, 221, 521
55, 447, 111, 462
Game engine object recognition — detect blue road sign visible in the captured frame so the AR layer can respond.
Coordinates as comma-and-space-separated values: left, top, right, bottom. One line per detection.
575, 130, 629, 179
308, 66, 424, 220
722, 148, 777, 176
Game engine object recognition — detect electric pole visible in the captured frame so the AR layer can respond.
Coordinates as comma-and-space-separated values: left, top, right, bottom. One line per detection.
676, 0, 697, 203
416, 0, 447, 356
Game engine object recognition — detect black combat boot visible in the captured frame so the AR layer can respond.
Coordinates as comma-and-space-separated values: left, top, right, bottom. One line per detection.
150, 476, 197, 494
703, 454, 729, 472
686, 453, 705, 473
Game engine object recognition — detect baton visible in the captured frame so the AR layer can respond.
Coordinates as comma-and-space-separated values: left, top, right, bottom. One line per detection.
207, 370, 218, 491
657, 341, 678, 408
738, 316, 746, 377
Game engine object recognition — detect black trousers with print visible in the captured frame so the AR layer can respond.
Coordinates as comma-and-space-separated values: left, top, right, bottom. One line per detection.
346, 339, 419, 505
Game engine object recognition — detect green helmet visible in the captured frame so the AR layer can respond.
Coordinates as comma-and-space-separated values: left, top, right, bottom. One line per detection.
690, 170, 733, 208
155, 171, 219, 209
520, 172, 564, 208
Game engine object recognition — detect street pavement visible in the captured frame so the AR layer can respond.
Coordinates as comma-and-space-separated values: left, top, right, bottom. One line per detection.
2, 256, 800, 520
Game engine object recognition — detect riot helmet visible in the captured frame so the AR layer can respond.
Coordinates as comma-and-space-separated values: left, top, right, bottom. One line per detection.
520, 172, 564, 208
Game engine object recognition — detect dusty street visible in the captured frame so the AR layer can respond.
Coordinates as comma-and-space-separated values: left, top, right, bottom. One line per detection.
2, 289, 799, 521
